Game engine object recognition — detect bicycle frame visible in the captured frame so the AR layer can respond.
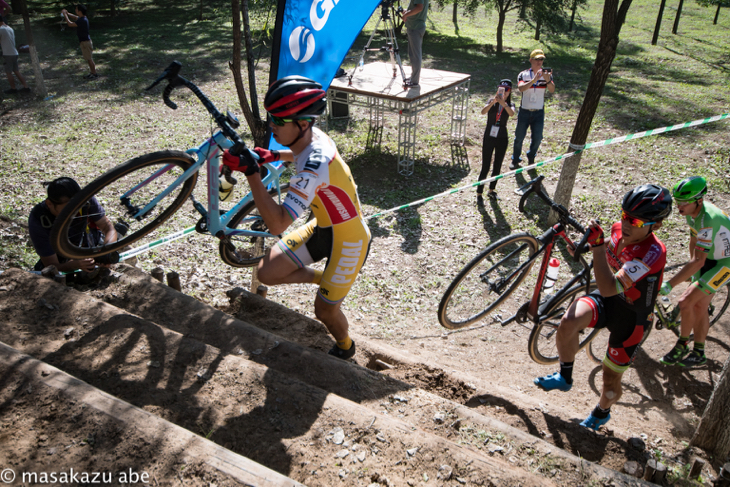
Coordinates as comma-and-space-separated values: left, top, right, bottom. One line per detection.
122, 129, 289, 241
500, 223, 593, 327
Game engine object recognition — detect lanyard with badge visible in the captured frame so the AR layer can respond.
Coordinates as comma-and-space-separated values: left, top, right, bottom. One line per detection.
489, 104, 505, 138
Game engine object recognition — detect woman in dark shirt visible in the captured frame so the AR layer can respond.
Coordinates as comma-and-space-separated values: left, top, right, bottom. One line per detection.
477, 79, 515, 201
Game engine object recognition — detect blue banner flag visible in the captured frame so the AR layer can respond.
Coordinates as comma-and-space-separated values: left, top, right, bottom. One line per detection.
267, 0, 381, 149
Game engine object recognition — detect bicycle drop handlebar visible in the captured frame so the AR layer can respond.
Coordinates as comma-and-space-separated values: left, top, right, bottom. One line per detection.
146, 61, 247, 158
517, 176, 594, 260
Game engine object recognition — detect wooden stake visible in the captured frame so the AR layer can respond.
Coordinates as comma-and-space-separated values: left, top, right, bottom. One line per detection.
256, 285, 268, 298
689, 457, 705, 480
151, 267, 164, 282
167, 271, 181, 292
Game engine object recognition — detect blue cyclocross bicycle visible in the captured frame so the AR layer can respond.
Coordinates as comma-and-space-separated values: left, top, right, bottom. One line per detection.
51, 62, 305, 267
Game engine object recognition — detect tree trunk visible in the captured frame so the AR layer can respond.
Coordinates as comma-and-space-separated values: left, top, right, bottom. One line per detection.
452, 2, 459, 34
672, 0, 683, 34
110, 0, 116, 16
534, 18, 541, 40
496, 9, 506, 53
199, 0, 203, 21
651, 0, 666, 45
19, 0, 47, 98
241, 0, 263, 135
10, 0, 20, 13
551, 0, 632, 217
714, 3, 720, 24
569, 0, 577, 31
229, 0, 266, 146
691, 353, 730, 459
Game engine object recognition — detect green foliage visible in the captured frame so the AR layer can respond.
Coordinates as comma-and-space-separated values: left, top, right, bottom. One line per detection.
695, 0, 729, 7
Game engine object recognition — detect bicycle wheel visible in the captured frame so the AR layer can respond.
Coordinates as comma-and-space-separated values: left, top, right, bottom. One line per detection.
438, 233, 539, 329
528, 282, 599, 365
51, 151, 197, 260
220, 184, 312, 268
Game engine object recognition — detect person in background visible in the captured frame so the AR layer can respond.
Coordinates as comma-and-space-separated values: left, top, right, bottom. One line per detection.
477, 79, 515, 202
401, 0, 429, 87
29, 177, 117, 273
62, 4, 97, 79
0, 15, 30, 94
509, 48, 555, 170
0, 0, 11, 19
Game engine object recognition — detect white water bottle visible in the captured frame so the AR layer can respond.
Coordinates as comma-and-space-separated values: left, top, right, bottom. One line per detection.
358, 58, 364, 71
219, 176, 235, 202
544, 258, 561, 294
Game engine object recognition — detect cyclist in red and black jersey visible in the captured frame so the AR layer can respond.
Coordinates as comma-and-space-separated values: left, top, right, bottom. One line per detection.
534, 184, 672, 430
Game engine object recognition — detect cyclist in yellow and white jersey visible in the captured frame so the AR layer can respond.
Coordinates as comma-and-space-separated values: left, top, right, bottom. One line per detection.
223, 76, 371, 360
660, 176, 730, 367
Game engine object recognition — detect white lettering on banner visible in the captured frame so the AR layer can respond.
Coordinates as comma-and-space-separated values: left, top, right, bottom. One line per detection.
289, 27, 315, 63
310, 0, 340, 31
331, 241, 363, 284
288, 0, 340, 63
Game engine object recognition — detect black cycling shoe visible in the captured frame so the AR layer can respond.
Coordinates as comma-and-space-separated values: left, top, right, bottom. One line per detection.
660, 343, 689, 366
328, 340, 356, 360
678, 350, 707, 367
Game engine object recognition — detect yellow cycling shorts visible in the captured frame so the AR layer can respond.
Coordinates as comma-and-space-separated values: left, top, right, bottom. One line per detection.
277, 217, 371, 304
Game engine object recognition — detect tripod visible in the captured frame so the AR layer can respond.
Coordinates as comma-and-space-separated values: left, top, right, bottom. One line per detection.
348, 2, 407, 87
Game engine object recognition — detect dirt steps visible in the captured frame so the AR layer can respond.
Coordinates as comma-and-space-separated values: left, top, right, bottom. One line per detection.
0, 342, 303, 487
0, 267, 651, 486
0, 268, 559, 486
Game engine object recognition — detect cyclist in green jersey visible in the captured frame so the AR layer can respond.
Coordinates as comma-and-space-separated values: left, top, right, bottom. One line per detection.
660, 176, 730, 367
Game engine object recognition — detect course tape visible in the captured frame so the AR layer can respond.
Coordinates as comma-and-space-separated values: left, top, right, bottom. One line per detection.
118, 226, 197, 261
117, 112, 728, 261
366, 112, 729, 220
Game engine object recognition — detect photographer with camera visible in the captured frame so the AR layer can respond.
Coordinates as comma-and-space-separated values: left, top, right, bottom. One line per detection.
29, 177, 118, 274
401, 0, 429, 87
509, 48, 555, 170
477, 79, 515, 202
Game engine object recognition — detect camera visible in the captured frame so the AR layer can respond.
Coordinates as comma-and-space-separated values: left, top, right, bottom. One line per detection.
543, 67, 552, 73
497, 87, 505, 97
381, 0, 397, 7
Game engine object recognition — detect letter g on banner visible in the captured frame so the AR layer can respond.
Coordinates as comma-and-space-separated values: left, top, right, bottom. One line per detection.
289, 26, 315, 63
310, 0, 339, 30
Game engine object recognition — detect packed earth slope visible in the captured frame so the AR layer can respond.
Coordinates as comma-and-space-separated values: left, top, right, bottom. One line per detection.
0, 267, 655, 486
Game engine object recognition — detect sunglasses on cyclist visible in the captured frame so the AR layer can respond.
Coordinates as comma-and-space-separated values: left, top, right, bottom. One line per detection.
269, 115, 313, 126
621, 210, 655, 228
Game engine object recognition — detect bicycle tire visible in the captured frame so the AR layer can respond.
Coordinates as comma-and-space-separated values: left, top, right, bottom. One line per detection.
438, 233, 539, 329
51, 151, 197, 260
219, 183, 296, 268
528, 282, 599, 365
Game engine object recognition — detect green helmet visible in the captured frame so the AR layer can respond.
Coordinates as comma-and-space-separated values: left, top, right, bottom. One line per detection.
672, 176, 707, 203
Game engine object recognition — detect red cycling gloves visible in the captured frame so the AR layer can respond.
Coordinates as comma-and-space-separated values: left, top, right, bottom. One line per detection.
222, 147, 281, 176
586, 225, 605, 247
253, 148, 280, 164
